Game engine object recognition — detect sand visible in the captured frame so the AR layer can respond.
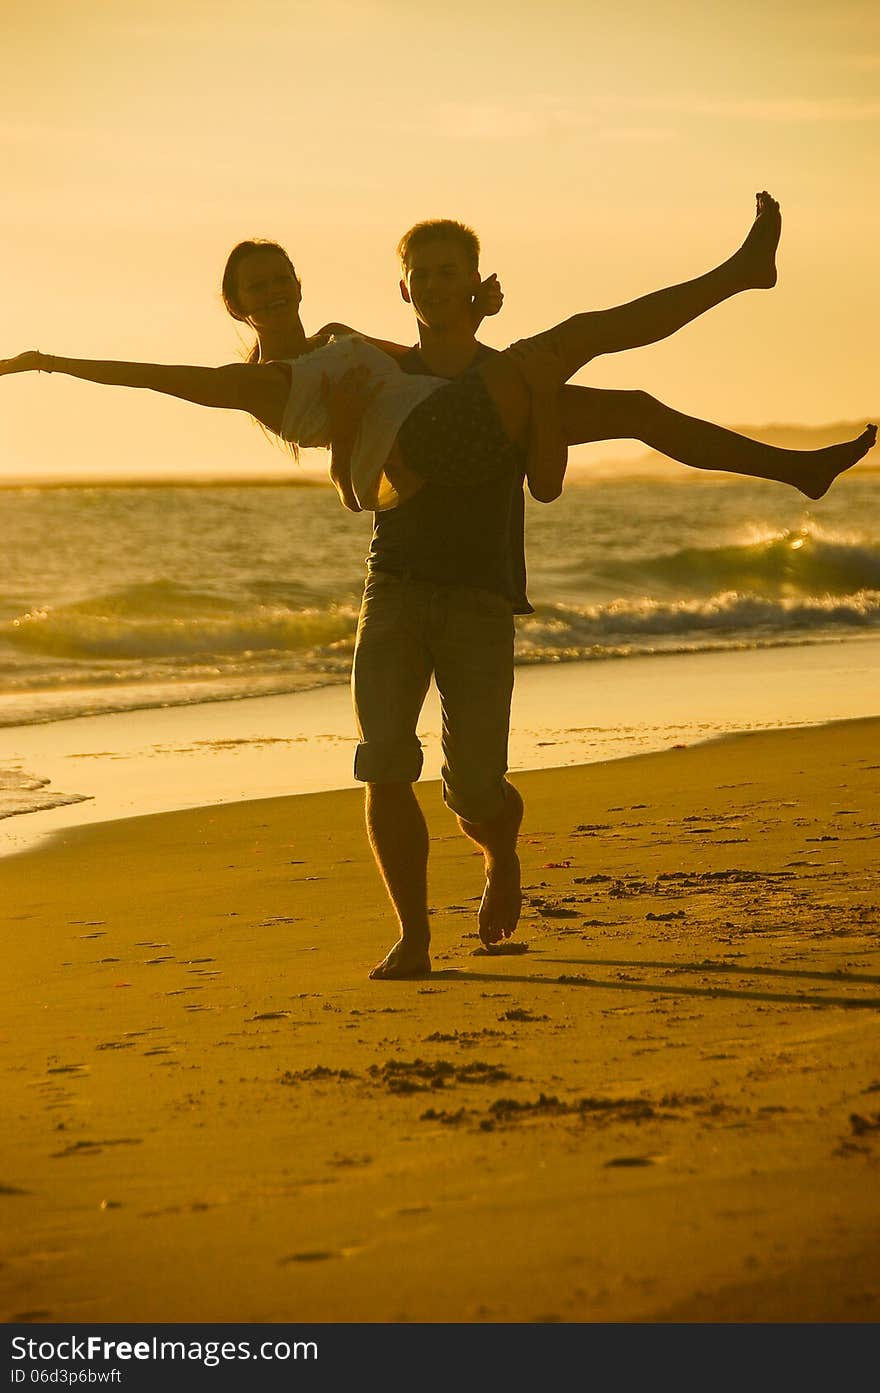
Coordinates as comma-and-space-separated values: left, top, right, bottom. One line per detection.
2, 716, 879, 1324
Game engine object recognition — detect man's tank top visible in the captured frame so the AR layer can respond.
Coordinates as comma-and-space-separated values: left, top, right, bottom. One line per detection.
367, 346, 532, 614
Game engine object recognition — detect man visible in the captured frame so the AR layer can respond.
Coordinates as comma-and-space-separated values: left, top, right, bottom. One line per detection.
348, 219, 567, 980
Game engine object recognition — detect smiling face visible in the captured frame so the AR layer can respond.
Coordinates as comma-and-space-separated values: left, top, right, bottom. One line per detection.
400, 239, 480, 331
232, 249, 302, 332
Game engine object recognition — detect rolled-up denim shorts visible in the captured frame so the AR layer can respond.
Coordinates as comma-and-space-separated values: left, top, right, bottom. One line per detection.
351, 570, 515, 824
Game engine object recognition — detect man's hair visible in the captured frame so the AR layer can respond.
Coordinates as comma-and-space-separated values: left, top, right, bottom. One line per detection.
396, 219, 480, 272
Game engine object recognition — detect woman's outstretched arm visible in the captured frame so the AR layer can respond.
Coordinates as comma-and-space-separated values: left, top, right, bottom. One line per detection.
0, 351, 290, 435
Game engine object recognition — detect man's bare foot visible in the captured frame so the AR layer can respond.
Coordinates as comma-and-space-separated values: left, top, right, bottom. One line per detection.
478, 852, 522, 947
734, 191, 781, 290
369, 938, 431, 980
794, 424, 876, 500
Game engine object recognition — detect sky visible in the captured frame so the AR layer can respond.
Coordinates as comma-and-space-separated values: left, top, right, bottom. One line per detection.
1, 0, 878, 480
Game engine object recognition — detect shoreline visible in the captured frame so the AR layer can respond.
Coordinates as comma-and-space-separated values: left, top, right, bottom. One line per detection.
2, 709, 878, 868
2, 717, 879, 1322
2, 636, 878, 858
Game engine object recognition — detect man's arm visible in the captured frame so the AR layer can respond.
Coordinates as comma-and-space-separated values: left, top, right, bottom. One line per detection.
525, 389, 568, 503
316, 323, 412, 360
505, 342, 568, 502
322, 363, 384, 512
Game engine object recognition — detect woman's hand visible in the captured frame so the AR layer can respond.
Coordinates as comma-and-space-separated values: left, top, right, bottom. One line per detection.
473, 272, 504, 320
0, 350, 52, 376
321, 363, 381, 441
506, 339, 566, 395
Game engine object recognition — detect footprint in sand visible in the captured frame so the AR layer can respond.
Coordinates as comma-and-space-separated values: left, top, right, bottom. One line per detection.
471, 942, 530, 957
604, 1155, 662, 1168
51, 1137, 143, 1159
278, 1250, 341, 1264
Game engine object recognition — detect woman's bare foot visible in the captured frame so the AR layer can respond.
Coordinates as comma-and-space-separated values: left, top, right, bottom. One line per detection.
733, 191, 781, 290
793, 424, 877, 500
369, 937, 431, 980
478, 852, 522, 947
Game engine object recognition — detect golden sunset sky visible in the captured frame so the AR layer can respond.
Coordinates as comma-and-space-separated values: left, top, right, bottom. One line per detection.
1, 0, 877, 479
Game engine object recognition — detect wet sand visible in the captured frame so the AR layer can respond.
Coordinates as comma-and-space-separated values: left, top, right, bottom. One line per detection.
2, 717, 879, 1323
4, 635, 880, 856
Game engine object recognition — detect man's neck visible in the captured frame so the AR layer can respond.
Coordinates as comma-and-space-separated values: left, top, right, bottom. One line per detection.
414, 322, 481, 378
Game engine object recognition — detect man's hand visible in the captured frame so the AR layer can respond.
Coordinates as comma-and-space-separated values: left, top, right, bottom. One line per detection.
321, 363, 381, 441
322, 364, 384, 514
506, 339, 566, 395
472, 272, 504, 321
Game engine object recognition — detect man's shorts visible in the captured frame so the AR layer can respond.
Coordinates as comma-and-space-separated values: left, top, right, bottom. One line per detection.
351, 570, 515, 825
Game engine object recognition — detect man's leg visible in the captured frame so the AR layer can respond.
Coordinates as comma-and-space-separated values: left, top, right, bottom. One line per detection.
366, 782, 432, 979
351, 573, 435, 979
432, 587, 521, 947
458, 781, 523, 947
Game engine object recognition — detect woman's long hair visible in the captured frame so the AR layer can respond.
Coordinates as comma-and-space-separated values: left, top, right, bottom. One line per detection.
221, 239, 302, 457
221, 239, 300, 364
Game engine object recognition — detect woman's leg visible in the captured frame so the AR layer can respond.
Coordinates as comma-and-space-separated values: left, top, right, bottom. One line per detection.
560, 385, 877, 500
533, 192, 781, 380
393, 352, 874, 505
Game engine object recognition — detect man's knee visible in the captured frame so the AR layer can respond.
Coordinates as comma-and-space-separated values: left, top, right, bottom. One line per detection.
443, 773, 517, 828
354, 738, 423, 786
455, 779, 523, 853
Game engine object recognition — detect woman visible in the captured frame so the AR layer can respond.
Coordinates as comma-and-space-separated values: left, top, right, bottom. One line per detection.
3, 194, 875, 501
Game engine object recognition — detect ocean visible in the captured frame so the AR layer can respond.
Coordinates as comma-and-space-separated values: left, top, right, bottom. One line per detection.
1, 469, 878, 821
